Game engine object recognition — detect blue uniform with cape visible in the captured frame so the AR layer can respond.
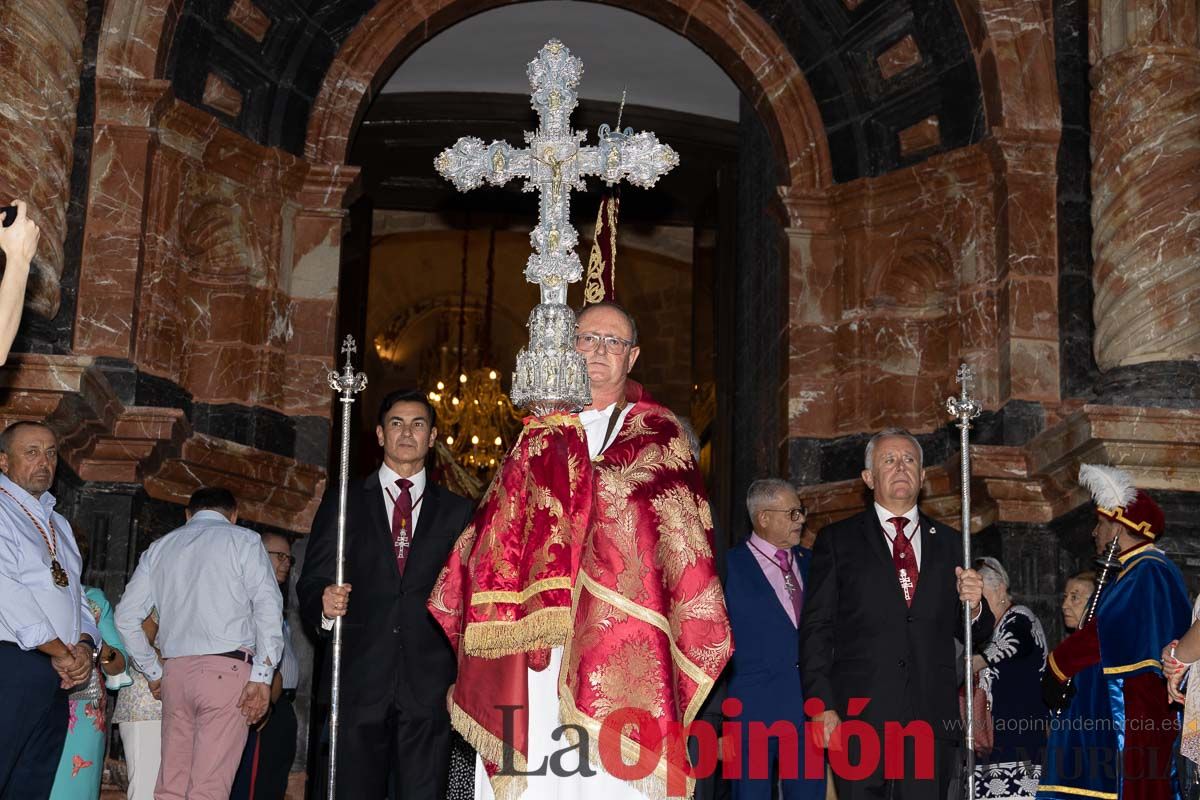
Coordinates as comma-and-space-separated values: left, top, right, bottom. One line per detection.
1038, 543, 1191, 800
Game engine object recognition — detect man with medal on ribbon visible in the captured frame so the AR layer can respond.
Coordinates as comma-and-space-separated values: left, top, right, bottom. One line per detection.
800, 427, 993, 800
298, 388, 475, 798
1037, 465, 1191, 800
724, 478, 826, 800
0, 420, 101, 795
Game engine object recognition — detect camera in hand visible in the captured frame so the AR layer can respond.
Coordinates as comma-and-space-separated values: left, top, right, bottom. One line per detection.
0, 206, 15, 228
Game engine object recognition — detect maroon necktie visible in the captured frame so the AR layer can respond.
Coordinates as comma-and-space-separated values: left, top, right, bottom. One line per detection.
392, 478, 413, 576
888, 516, 919, 606
774, 549, 803, 624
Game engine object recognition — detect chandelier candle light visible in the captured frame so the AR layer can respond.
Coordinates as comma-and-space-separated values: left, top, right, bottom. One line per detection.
434, 39, 678, 414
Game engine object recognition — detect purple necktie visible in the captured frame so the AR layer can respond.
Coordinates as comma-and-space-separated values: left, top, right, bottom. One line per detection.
774, 549, 802, 624
392, 478, 413, 576
889, 516, 919, 606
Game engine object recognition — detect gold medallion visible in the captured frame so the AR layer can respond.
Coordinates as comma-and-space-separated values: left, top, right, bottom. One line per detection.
50, 558, 69, 588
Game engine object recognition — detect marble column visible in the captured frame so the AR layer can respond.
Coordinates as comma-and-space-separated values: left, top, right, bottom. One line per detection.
1089, 0, 1200, 372
0, 0, 87, 317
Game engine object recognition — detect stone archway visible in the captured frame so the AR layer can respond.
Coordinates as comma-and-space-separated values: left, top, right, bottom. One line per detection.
304, 0, 832, 193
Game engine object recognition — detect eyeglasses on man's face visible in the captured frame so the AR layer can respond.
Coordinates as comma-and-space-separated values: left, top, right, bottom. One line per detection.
763, 506, 807, 522
267, 551, 295, 567
575, 332, 633, 355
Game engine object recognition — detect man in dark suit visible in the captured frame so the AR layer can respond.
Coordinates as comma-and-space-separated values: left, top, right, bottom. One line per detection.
800, 427, 992, 800
298, 388, 474, 798
725, 478, 825, 800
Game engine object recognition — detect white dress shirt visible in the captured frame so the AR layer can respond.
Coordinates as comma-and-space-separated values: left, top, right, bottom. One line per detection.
0, 473, 100, 649
874, 502, 921, 568
873, 501, 981, 619
115, 510, 283, 684
379, 463, 427, 535
320, 465, 429, 631
279, 617, 299, 690
578, 401, 632, 459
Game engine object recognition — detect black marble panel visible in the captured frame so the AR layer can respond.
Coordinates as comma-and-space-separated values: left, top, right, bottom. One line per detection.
731, 96, 786, 539
165, 0, 984, 179
90, 357, 330, 464
168, 0, 376, 155
971, 400, 1046, 448
1092, 361, 1200, 409
786, 401, 1044, 486
1054, 0, 1098, 400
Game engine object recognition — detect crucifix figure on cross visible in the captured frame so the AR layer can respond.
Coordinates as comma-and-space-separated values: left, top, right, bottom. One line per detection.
434, 39, 679, 412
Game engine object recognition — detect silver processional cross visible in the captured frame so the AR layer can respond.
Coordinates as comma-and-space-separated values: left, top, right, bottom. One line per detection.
435, 41, 677, 412
435, 39, 678, 308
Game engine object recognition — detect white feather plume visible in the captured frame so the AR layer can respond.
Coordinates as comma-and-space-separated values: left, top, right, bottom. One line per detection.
1079, 463, 1137, 509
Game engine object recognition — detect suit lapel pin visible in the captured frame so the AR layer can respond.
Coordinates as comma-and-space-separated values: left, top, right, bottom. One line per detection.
929, 526, 936, 535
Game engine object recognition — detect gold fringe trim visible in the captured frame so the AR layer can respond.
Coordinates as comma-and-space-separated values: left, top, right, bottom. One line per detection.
463, 607, 571, 657
449, 701, 527, 800
471, 576, 573, 605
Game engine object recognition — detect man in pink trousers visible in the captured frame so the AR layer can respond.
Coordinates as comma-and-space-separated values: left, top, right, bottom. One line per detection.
116, 488, 283, 799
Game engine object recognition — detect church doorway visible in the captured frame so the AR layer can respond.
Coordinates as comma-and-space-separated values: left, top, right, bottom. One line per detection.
322, 0, 822, 541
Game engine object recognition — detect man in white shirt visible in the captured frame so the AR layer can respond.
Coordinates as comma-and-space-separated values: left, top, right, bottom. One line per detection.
0, 420, 99, 796
800, 428, 991, 800
116, 487, 283, 800
298, 389, 474, 798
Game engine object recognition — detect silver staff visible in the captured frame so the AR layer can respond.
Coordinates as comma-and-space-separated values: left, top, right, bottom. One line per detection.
946, 363, 982, 800
326, 335, 367, 800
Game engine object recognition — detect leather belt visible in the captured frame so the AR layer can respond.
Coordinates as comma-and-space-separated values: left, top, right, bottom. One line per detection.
214, 650, 254, 664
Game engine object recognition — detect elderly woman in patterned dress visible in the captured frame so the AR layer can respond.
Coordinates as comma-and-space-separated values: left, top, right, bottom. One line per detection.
970, 557, 1049, 800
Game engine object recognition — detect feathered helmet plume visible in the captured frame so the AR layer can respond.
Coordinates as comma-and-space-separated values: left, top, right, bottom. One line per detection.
1078, 463, 1164, 541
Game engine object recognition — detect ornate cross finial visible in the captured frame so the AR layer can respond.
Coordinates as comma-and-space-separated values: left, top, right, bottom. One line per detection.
433, 39, 679, 411
945, 363, 982, 426
329, 334, 368, 400
434, 39, 677, 307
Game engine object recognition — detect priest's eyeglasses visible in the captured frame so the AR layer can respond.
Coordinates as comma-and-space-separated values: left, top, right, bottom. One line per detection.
575, 333, 634, 355
267, 551, 296, 567
763, 505, 807, 522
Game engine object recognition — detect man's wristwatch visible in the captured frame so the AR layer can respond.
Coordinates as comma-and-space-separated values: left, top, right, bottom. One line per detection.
81, 635, 99, 663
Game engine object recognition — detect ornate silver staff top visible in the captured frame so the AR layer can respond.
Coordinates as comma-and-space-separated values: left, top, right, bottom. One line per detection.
946, 362, 982, 800
328, 334, 369, 400
435, 39, 679, 413
946, 364, 982, 425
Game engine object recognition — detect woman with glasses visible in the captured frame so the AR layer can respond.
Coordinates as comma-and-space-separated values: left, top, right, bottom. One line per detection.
969, 557, 1048, 800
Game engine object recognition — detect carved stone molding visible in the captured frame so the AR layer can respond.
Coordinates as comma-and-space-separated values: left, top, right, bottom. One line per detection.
0, 355, 325, 533
798, 404, 1200, 530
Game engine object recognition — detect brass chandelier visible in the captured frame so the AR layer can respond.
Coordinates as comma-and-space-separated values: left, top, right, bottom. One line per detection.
427, 228, 521, 474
